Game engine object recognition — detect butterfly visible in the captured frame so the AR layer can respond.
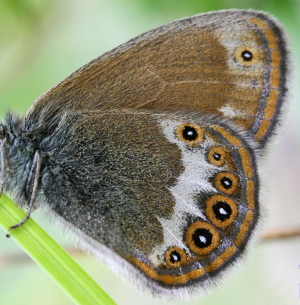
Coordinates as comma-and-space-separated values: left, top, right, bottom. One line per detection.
0, 9, 290, 298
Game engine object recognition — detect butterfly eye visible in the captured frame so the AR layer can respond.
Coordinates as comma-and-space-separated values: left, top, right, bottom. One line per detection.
214, 172, 239, 195
164, 246, 188, 267
176, 123, 203, 145
185, 221, 220, 256
205, 195, 238, 229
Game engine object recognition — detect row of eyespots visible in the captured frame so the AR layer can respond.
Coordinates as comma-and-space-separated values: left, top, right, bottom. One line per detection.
177, 124, 240, 197
177, 124, 242, 195
171, 125, 220, 266
206, 144, 239, 228
207, 145, 240, 234
208, 146, 240, 196
163, 221, 222, 268
164, 194, 239, 268
164, 125, 238, 268
176, 124, 242, 184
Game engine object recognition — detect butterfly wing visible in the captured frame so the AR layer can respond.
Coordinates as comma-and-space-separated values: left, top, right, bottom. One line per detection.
24, 10, 290, 147
18, 9, 290, 297
40, 109, 260, 296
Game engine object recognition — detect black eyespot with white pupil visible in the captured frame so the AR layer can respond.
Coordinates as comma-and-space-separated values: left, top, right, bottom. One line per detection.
205, 195, 238, 229
212, 201, 232, 221
186, 221, 220, 255
213, 153, 221, 161
221, 176, 233, 189
192, 228, 213, 248
182, 126, 198, 141
241, 50, 253, 61
170, 250, 181, 263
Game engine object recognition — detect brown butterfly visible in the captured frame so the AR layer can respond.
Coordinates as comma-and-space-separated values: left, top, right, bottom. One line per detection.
0, 9, 290, 298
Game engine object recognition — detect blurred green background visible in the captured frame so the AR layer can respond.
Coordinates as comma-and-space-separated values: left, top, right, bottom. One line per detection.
0, 0, 299, 304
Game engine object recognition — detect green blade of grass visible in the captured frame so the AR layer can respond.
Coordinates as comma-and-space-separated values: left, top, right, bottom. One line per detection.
0, 193, 117, 305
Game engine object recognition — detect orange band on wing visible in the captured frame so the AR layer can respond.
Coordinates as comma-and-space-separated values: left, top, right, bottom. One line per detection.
205, 245, 237, 272
255, 120, 271, 142
130, 245, 238, 286
235, 210, 255, 246
238, 147, 253, 178
270, 68, 280, 88
246, 180, 256, 210
248, 19, 279, 50
211, 125, 242, 146
248, 17, 283, 142
130, 256, 206, 286
264, 89, 279, 119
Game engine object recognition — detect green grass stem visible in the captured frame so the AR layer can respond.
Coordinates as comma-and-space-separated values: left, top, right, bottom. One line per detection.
0, 194, 117, 305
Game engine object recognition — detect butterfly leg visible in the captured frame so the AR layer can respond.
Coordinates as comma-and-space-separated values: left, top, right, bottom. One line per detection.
9, 150, 43, 231
0, 138, 8, 195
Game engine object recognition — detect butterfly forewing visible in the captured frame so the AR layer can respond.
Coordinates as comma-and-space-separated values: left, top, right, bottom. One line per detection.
25, 10, 289, 147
